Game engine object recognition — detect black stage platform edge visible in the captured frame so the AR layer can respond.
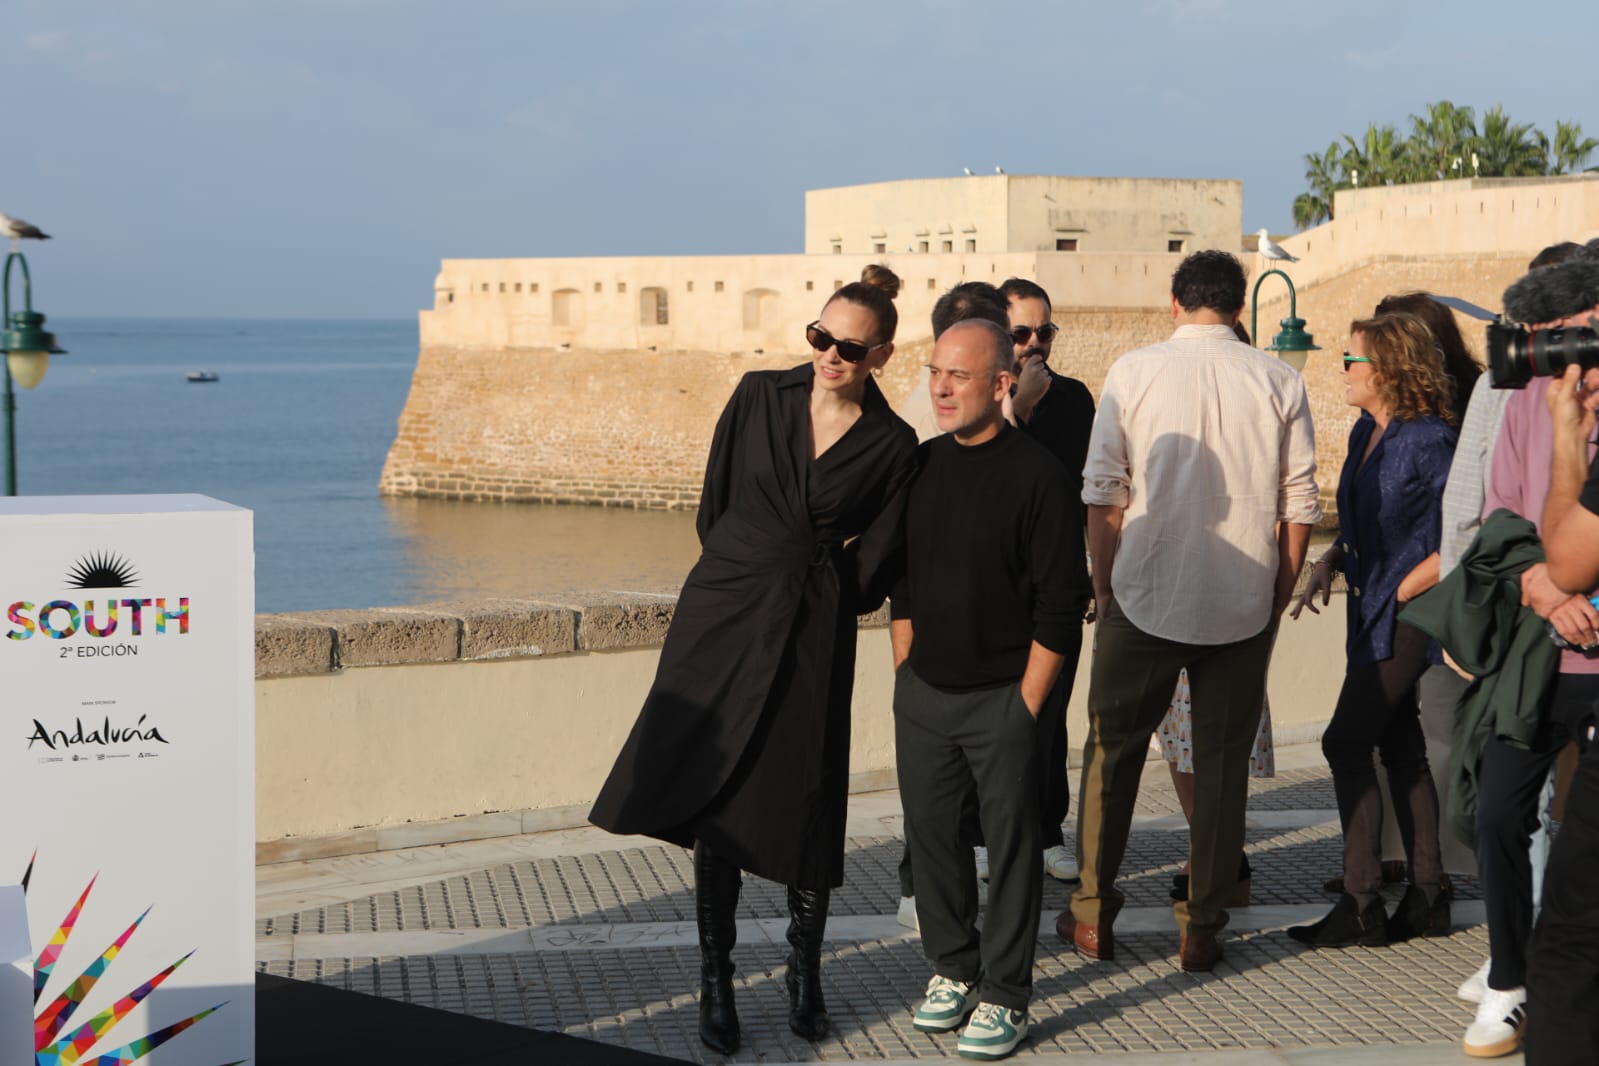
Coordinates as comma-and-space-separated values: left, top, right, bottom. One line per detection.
257, 972, 692, 1065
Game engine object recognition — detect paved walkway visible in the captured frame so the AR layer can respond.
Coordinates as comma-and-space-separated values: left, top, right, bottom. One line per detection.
256, 745, 1510, 1063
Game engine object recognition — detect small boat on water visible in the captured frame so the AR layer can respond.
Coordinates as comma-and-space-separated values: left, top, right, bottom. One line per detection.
185, 370, 220, 383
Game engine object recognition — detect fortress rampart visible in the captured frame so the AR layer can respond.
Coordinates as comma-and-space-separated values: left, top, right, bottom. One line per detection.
382, 174, 1599, 511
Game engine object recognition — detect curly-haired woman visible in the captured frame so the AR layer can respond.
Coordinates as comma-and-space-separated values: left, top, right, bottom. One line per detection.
1289, 312, 1459, 948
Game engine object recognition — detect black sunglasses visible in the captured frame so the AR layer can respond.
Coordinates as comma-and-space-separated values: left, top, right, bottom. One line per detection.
805, 321, 886, 364
1010, 323, 1059, 345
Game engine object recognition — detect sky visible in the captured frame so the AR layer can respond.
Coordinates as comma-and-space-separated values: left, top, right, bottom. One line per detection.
5, 0, 1596, 319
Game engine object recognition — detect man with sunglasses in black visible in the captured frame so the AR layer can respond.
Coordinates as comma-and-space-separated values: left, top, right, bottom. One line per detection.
1000, 277, 1097, 886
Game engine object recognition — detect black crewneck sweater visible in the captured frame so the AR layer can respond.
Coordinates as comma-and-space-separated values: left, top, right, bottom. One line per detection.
891, 424, 1089, 691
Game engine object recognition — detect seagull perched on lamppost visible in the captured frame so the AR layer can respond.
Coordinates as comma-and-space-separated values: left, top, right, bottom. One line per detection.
0, 212, 51, 251
1255, 228, 1298, 263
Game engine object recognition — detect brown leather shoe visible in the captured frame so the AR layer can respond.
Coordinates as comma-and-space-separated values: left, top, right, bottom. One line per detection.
1178, 931, 1222, 972
1055, 910, 1115, 960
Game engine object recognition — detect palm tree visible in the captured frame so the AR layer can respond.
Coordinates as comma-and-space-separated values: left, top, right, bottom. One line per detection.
1472, 105, 1547, 176
1547, 120, 1599, 174
1294, 141, 1346, 227
1407, 100, 1476, 179
1343, 123, 1405, 186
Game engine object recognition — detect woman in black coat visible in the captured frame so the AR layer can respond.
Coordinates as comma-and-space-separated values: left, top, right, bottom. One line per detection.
590, 265, 918, 1053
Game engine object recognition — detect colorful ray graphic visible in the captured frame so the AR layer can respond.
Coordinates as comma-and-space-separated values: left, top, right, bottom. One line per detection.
21, 858, 237, 1066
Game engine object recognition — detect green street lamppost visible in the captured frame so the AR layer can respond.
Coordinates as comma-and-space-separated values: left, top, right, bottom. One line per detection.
1250, 268, 1319, 373
2, 251, 67, 496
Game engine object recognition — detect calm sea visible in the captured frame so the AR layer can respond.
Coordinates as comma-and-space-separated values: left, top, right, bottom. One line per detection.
15, 318, 701, 613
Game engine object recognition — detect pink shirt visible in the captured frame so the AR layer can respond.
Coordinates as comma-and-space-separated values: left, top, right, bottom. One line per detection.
1484, 384, 1599, 673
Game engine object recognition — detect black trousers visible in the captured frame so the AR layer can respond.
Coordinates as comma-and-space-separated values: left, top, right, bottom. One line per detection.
1321, 621, 1443, 897
895, 665, 1042, 1012
896, 635, 1079, 896
1476, 675, 1597, 991
1526, 705, 1599, 1066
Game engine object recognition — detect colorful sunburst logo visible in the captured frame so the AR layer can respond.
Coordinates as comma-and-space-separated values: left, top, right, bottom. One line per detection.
21, 855, 240, 1066
62, 555, 140, 592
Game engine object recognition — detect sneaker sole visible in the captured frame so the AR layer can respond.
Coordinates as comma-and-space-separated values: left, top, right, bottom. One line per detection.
1463, 1032, 1522, 1059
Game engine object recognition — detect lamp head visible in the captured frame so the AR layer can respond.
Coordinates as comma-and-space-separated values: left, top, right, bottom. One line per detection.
2, 310, 66, 390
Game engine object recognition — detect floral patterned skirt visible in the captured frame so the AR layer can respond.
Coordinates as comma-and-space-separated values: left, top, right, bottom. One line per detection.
1155, 667, 1274, 777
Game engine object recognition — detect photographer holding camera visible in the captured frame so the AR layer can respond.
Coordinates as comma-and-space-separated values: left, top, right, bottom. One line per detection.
1525, 320, 1599, 1066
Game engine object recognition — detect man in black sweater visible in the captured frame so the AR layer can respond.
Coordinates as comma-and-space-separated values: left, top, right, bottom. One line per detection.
891, 318, 1090, 1059
1001, 277, 1096, 884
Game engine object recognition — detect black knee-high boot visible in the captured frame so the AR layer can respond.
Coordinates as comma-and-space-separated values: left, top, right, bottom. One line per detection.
784, 885, 831, 1041
694, 842, 741, 1054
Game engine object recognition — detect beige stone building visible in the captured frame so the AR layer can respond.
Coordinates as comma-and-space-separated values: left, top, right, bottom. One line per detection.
384, 173, 1599, 513
804, 174, 1242, 256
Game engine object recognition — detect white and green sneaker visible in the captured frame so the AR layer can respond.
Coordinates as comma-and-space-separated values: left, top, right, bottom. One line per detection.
957, 1002, 1028, 1060
912, 974, 974, 1032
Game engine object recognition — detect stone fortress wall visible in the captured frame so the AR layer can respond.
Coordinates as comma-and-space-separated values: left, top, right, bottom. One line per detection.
381, 173, 1599, 511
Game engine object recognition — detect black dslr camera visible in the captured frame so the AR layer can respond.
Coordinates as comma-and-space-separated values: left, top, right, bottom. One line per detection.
1488, 319, 1599, 389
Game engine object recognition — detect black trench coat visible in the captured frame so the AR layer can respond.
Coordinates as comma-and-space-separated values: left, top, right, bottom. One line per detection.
589, 364, 917, 889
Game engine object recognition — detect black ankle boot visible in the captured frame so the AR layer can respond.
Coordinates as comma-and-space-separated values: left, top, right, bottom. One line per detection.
694, 842, 742, 1054
784, 886, 831, 1041
1386, 883, 1451, 942
1287, 892, 1389, 948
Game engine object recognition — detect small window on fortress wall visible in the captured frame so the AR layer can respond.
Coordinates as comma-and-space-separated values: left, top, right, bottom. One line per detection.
927, 279, 936, 290
514, 283, 522, 293
499, 283, 506, 293
919, 241, 929, 253
593, 282, 603, 293
531, 283, 539, 293
618, 282, 627, 294
1168, 239, 1185, 253
832, 244, 841, 254
481, 283, 489, 292
941, 240, 953, 253
552, 289, 582, 328
965, 239, 976, 252
874, 243, 886, 253
687, 281, 694, 292
715, 281, 725, 292
640, 287, 668, 326
806, 281, 814, 291
743, 289, 779, 331
1057, 238, 1078, 251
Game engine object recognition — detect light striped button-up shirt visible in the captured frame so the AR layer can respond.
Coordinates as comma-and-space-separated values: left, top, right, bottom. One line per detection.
1438, 372, 1511, 579
1082, 324, 1322, 645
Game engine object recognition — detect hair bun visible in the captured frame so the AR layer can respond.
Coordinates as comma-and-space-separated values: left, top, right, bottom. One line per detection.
860, 263, 901, 301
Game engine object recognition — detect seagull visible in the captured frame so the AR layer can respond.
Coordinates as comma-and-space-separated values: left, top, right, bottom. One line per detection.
962, 167, 974, 176
0, 212, 51, 251
1255, 228, 1298, 263
995, 165, 1005, 174
1471, 152, 1480, 177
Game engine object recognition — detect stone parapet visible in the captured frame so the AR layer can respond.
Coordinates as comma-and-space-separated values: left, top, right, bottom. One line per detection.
254, 593, 899, 677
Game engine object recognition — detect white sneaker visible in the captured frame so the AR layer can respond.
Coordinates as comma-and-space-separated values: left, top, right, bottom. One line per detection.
1463, 987, 1526, 1058
957, 1002, 1028, 1059
913, 974, 974, 1033
1042, 844, 1080, 882
974, 846, 989, 880
1456, 958, 1490, 1004
897, 895, 919, 931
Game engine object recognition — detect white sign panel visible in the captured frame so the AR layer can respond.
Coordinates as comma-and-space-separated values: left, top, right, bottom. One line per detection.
0, 495, 254, 1065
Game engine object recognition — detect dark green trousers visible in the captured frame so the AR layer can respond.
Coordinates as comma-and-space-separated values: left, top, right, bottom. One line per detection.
1070, 598, 1275, 937
895, 664, 1042, 1012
